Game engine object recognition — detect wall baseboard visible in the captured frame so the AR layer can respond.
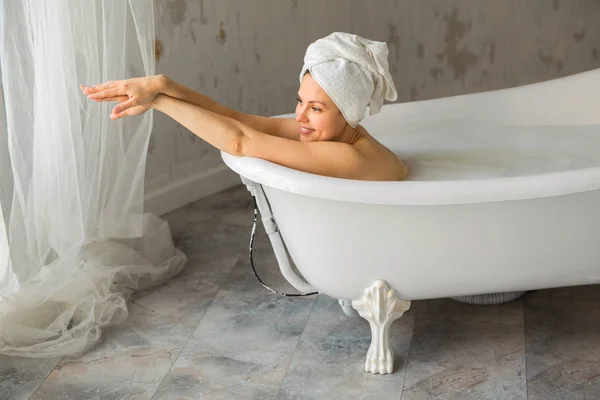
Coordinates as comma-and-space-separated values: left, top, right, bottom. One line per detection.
144, 163, 242, 216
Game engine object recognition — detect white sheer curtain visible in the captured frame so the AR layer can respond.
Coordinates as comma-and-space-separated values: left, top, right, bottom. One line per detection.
0, 0, 187, 357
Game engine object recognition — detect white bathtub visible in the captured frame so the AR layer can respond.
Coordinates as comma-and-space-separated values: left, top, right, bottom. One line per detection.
222, 68, 600, 374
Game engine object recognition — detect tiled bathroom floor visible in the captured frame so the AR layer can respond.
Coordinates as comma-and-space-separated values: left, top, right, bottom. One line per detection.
2, 184, 600, 400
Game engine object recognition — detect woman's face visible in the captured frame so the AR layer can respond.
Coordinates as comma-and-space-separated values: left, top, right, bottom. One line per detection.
295, 73, 349, 142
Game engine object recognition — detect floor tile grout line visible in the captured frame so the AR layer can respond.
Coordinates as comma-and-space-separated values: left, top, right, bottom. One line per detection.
148, 246, 247, 400
146, 197, 261, 399
148, 295, 217, 400
273, 294, 318, 395
26, 356, 65, 400
522, 298, 529, 400
398, 300, 420, 400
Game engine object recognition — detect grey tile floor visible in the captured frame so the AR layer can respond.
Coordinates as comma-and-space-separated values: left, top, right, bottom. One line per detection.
2, 184, 600, 399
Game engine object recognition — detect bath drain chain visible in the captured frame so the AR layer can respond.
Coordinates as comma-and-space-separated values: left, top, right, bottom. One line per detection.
249, 196, 318, 297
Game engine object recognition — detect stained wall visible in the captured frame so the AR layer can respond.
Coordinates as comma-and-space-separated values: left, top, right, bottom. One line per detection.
147, 1, 600, 205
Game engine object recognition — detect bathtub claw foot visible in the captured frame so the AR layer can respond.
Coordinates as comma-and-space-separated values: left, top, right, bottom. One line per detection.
351, 280, 410, 375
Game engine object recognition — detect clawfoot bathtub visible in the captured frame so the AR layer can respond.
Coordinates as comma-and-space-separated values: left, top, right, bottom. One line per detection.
222, 68, 600, 374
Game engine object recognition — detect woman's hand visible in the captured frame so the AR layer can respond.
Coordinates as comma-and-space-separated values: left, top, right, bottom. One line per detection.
81, 74, 167, 120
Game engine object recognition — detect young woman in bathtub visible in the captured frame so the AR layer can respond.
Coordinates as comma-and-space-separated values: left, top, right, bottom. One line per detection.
81, 32, 408, 181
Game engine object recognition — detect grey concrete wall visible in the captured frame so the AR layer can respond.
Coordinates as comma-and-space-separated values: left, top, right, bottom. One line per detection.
147, 0, 600, 194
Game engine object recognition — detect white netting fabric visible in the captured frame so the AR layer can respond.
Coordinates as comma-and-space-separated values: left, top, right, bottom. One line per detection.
0, 0, 187, 357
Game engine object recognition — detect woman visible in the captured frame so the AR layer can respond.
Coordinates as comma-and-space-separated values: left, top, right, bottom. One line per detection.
81, 32, 408, 181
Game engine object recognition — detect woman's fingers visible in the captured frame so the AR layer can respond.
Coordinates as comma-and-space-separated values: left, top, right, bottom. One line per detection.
110, 104, 149, 120
112, 97, 138, 114
93, 95, 129, 103
110, 111, 126, 120
81, 84, 98, 94
87, 88, 125, 100
81, 80, 120, 94
81, 82, 128, 104
80, 81, 150, 120
110, 98, 131, 120
81, 79, 152, 121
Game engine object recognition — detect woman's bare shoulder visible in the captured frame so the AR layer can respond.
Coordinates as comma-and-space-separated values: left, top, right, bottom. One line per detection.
355, 127, 409, 181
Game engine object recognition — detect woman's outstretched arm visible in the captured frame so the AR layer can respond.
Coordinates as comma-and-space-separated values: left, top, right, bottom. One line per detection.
160, 76, 240, 121
82, 78, 367, 179
161, 77, 301, 140
151, 93, 244, 155
83, 75, 301, 140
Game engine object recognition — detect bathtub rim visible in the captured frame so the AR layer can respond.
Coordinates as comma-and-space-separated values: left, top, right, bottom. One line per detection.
221, 152, 600, 206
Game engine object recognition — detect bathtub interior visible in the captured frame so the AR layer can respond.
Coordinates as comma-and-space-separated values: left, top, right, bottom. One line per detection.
366, 68, 600, 181
254, 113, 600, 183
372, 121, 600, 181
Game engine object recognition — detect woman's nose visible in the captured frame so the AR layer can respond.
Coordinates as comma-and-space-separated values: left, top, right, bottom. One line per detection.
296, 106, 308, 122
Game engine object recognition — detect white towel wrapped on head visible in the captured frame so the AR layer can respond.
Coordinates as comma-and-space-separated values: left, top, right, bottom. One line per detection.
299, 32, 398, 128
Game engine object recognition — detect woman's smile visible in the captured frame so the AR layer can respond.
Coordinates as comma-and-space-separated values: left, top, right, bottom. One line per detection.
300, 125, 314, 135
